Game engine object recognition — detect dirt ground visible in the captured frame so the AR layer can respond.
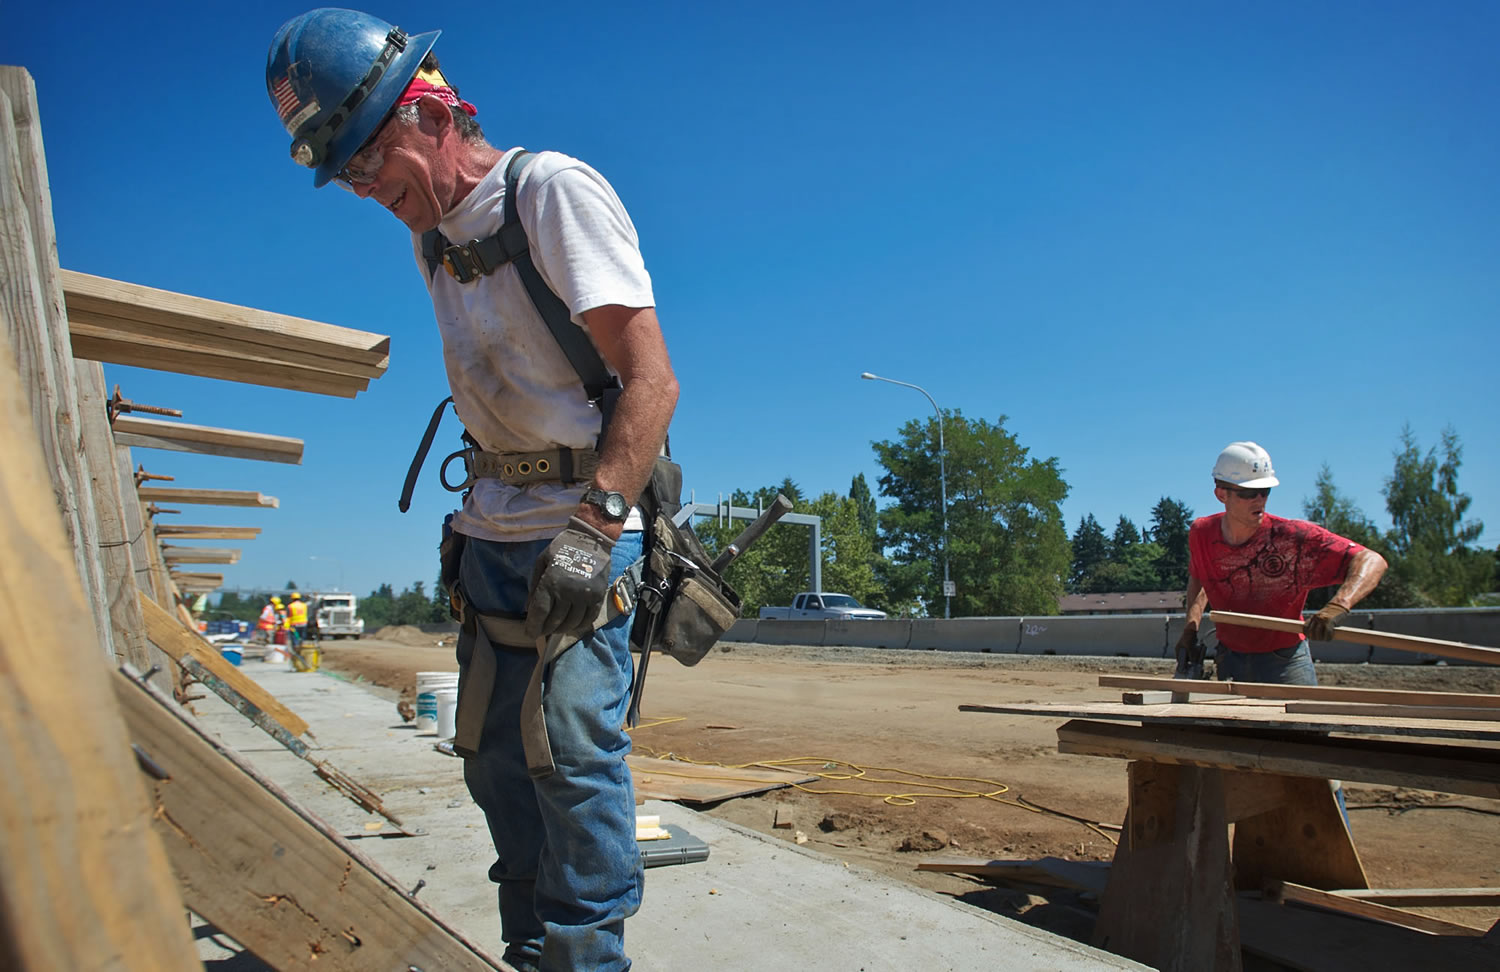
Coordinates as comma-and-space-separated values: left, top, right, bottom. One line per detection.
316, 630, 1500, 939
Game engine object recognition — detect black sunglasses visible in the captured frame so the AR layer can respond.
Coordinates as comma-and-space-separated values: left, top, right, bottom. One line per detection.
1218, 483, 1271, 500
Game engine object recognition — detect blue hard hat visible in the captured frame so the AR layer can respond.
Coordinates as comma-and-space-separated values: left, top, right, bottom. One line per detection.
266, 8, 440, 188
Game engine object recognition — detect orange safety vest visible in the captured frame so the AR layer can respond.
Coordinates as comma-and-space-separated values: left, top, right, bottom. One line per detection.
289, 600, 308, 625
258, 604, 277, 630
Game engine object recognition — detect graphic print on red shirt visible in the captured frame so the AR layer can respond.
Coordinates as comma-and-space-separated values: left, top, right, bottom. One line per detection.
1189, 513, 1361, 653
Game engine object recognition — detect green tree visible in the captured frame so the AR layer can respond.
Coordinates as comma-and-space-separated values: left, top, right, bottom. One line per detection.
874, 410, 1069, 616
1083, 541, 1166, 593
361, 582, 395, 630
1110, 516, 1140, 558
1069, 514, 1109, 591
1149, 497, 1194, 590
1382, 426, 1493, 606
1301, 463, 1412, 609
850, 473, 878, 541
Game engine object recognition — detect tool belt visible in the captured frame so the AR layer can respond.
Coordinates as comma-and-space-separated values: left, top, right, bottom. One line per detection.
440, 445, 600, 492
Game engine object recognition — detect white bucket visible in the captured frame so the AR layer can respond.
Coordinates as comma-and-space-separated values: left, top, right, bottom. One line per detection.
265, 646, 287, 665
435, 687, 459, 739
415, 671, 459, 732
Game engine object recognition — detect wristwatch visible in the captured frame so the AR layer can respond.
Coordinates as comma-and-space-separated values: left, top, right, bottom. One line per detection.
581, 487, 630, 523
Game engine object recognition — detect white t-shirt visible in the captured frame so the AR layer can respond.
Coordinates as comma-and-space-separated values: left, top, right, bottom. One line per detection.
413, 148, 655, 542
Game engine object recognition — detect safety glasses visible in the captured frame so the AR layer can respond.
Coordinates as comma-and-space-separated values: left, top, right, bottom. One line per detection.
1218, 483, 1271, 500
333, 108, 397, 188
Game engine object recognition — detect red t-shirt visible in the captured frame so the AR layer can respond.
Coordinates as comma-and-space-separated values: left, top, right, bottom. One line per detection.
1189, 513, 1362, 653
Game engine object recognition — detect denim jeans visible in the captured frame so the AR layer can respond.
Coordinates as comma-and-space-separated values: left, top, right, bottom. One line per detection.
457, 531, 644, 972
1214, 638, 1349, 822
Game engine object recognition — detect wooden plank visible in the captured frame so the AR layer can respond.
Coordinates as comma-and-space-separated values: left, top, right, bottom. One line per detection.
1237, 894, 1500, 970
1100, 674, 1500, 710
1232, 776, 1367, 891
1286, 701, 1500, 722
0, 78, 115, 659
964, 699, 1500, 741
915, 857, 1109, 894
60, 267, 391, 365
0, 257, 199, 969
71, 331, 369, 397
627, 755, 816, 804
1124, 690, 1223, 704
1211, 609, 1500, 666
155, 524, 262, 539
1336, 888, 1500, 908
140, 594, 309, 737
171, 573, 224, 591
68, 308, 389, 377
75, 359, 152, 669
139, 486, 279, 508
1055, 719, 1500, 799
161, 546, 240, 564
1269, 881, 1485, 935
112, 670, 505, 971
112, 415, 304, 465
1093, 763, 1240, 971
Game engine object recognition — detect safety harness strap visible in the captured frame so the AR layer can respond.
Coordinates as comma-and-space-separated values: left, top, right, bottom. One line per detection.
399, 396, 454, 512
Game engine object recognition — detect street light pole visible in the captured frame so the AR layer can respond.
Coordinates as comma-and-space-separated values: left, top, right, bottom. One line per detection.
860, 372, 950, 619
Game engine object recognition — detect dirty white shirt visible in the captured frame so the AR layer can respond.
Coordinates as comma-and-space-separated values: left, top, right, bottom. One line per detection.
413, 148, 654, 542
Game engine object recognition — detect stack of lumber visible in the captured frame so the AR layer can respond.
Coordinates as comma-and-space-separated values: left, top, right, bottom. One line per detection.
63, 269, 390, 398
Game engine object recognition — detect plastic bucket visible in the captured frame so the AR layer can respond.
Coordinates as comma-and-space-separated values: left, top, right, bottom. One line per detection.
415, 671, 460, 732
292, 646, 321, 672
220, 646, 242, 666
265, 646, 287, 664
435, 687, 459, 739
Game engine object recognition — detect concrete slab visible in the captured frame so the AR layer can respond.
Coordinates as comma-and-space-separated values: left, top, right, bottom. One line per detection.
188, 655, 1142, 971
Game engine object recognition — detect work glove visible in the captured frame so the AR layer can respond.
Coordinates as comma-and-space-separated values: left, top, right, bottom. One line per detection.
1173, 622, 1205, 680
1304, 601, 1350, 642
524, 517, 614, 641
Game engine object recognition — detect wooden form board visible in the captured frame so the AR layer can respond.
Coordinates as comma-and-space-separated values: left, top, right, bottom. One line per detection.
0, 71, 115, 659
139, 485, 279, 508
1285, 701, 1500, 722
113, 670, 505, 971
141, 594, 308, 737
61, 268, 390, 399
1211, 609, 1500, 666
113, 415, 304, 465
155, 524, 262, 539
162, 545, 240, 564
0, 219, 199, 966
1055, 719, 1500, 799
172, 573, 225, 592
1337, 888, 1500, 908
1268, 881, 1486, 936
1237, 894, 1499, 970
627, 755, 817, 804
1099, 674, 1500, 710
962, 699, 1500, 741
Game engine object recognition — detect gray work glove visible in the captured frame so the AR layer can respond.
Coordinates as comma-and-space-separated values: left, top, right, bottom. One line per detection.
1304, 601, 1350, 642
524, 517, 614, 641
1173, 622, 1205, 680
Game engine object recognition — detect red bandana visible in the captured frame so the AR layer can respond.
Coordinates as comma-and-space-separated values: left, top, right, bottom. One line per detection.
399, 76, 478, 117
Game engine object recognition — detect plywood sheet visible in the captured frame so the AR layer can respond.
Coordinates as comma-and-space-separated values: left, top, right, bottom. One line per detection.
628, 755, 816, 804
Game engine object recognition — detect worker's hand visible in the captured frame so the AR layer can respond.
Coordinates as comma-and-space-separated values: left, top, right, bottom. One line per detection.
1173, 622, 1205, 679
1304, 602, 1350, 642
524, 517, 614, 641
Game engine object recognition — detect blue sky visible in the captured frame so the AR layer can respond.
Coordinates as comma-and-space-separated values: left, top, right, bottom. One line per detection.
8, 2, 1496, 600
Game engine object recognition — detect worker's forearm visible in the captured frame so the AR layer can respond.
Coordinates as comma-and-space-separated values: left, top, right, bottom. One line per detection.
1183, 578, 1207, 626
574, 375, 678, 539
1329, 550, 1388, 610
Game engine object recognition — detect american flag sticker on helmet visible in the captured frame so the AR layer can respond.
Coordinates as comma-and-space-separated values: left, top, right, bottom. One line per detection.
273, 76, 300, 120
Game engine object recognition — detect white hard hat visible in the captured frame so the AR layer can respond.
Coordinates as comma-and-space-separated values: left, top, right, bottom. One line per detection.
1212, 441, 1280, 488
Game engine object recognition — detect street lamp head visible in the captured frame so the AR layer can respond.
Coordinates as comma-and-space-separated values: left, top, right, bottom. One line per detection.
860, 372, 877, 380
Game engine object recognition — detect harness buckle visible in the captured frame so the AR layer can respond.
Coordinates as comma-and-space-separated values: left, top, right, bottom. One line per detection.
441, 241, 487, 284
439, 447, 479, 492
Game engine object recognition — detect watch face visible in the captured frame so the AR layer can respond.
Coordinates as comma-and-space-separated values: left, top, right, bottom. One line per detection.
603, 492, 629, 519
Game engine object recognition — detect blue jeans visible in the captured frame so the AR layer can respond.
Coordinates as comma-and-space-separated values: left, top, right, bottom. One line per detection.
1215, 639, 1349, 822
457, 531, 644, 972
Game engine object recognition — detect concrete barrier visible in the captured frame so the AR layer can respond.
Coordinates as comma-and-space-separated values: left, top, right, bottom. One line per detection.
824, 619, 912, 650
1368, 609, 1500, 665
752, 620, 827, 647
1018, 615, 1168, 657
906, 618, 1015, 652
725, 619, 758, 643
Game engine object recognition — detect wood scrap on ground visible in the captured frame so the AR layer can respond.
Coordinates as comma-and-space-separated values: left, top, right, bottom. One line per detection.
628, 755, 818, 804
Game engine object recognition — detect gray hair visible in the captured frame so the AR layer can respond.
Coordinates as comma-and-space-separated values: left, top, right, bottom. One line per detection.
393, 102, 486, 143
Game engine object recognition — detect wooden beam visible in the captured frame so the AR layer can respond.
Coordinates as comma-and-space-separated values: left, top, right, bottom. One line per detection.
154, 524, 262, 539
139, 486, 278, 508
1286, 701, 1500, 722
69, 308, 388, 378
0, 198, 200, 966
0, 74, 114, 658
161, 546, 240, 565
1099, 675, 1500, 710
1211, 610, 1500, 666
140, 594, 308, 737
112, 415, 304, 465
170, 573, 224, 591
113, 670, 505, 971
73, 330, 370, 398
1267, 881, 1486, 936
1232, 777, 1367, 892
60, 268, 390, 365
1238, 895, 1500, 970
1055, 719, 1500, 798
1335, 888, 1500, 908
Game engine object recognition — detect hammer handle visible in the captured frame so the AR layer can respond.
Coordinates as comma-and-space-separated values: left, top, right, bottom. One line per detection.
710, 494, 793, 573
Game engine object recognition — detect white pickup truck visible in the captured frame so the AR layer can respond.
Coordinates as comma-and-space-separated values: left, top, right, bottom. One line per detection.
759, 593, 887, 621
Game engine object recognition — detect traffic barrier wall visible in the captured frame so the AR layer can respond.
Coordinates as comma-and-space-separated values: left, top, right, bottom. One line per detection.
1368, 609, 1499, 665
907, 618, 1015, 652
824, 619, 912, 650
1017, 615, 1168, 657
752, 620, 828, 646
